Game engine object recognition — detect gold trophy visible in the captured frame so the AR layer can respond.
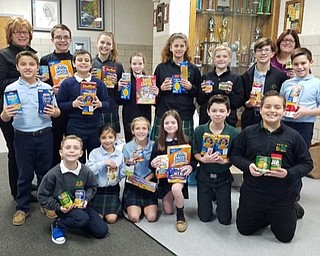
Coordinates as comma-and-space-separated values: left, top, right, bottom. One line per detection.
219, 16, 230, 44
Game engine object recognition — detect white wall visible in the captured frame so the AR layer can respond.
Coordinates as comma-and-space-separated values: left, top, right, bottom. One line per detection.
0, 0, 153, 45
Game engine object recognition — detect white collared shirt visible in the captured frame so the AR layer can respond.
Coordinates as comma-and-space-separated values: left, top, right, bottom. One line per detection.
60, 160, 82, 176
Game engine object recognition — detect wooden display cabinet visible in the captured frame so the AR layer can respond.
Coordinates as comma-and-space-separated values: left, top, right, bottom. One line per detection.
189, 0, 281, 74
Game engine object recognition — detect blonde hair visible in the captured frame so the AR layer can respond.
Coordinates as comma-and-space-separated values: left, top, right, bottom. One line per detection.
61, 135, 83, 150
97, 31, 119, 62
213, 45, 231, 57
161, 33, 192, 63
5, 16, 33, 45
130, 116, 150, 133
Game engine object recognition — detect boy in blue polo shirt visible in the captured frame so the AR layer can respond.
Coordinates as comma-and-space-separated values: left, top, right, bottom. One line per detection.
1, 51, 60, 226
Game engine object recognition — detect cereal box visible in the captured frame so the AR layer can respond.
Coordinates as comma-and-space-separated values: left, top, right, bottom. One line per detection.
167, 144, 191, 168
136, 75, 156, 104
126, 175, 157, 192
49, 60, 74, 87
102, 66, 117, 88
156, 155, 168, 179
4, 90, 22, 113
167, 167, 187, 183
80, 81, 97, 115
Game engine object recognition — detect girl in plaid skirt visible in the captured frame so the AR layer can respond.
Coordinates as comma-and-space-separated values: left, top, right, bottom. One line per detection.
122, 117, 158, 223
87, 125, 125, 223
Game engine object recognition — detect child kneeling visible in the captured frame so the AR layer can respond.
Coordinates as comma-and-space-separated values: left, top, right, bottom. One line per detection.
38, 135, 108, 245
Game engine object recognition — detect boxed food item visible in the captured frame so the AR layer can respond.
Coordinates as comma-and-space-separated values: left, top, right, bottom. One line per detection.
126, 175, 157, 192
167, 167, 187, 183
74, 190, 85, 208
49, 60, 74, 86
156, 154, 168, 179
120, 73, 131, 100
136, 75, 156, 104
201, 133, 230, 158
256, 155, 271, 174
285, 84, 303, 118
167, 144, 191, 168
102, 66, 117, 88
38, 89, 54, 114
80, 81, 97, 115
249, 82, 262, 105
4, 90, 22, 113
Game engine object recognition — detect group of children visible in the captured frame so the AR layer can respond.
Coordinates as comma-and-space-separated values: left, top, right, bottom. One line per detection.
1, 20, 320, 245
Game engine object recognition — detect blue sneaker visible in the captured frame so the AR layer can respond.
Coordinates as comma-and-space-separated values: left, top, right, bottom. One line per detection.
51, 222, 66, 245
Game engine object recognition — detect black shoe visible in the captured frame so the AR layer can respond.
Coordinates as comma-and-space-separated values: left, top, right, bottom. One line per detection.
294, 202, 304, 219
31, 194, 38, 203
32, 184, 38, 191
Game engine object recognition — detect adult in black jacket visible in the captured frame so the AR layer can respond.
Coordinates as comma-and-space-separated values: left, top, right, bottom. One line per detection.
231, 91, 313, 242
0, 17, 36, 199
240, 38, 287, 129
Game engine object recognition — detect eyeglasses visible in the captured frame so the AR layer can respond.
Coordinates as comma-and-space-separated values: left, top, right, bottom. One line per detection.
13, 31, 29, 36
256, 48, 272, 53
282, 39, 295, 44
54, 36, 71, 41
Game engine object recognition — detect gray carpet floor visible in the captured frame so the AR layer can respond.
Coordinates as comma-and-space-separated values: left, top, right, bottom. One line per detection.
0, 153, 174, 256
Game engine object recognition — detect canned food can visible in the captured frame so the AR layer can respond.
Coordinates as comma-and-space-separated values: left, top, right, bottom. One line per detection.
58, 191, 73, 208
256, 155, 271, 173
204, 80, 213, 93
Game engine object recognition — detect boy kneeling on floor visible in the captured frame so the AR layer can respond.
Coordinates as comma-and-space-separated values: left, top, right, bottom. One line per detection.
38, 135, 108, 245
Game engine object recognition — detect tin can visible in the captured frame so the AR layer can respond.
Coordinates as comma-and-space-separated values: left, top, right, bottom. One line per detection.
256, 155, 271, 173
74, 190, 85, 208
58, 191, 73, 208
270, 153, 282, 171
204, 80, 213, 93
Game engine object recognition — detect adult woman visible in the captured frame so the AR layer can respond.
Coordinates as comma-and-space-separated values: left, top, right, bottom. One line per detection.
0, 17, 36, 199
271, 29, 301, 78
150, 33, 201, 140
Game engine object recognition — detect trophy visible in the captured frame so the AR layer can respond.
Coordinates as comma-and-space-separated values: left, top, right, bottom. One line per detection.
208, 16, 216, 42
248, 27, 262, 67
253, 1, 259, 14
254, 26, 261, 41
194, 41, 201, 67
264, 0, 271, 14
240, 45, 248, 67
207, 0, 214, 10
233, 0, 239, 12
230, 43, 239, 67
257, 0, 264, 14
219, 16, 230, 44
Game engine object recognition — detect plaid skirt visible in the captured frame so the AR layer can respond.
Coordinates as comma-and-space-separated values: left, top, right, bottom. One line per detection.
122, 182, 158, 210
91, 185, 122, 216
102, 112, 121, 133
150, 116, 194, 141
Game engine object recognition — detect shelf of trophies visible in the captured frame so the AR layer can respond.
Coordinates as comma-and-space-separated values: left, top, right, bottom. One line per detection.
189, 0, 280, 75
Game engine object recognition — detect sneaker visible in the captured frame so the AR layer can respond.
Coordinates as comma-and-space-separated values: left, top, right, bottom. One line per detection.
176, 220, 187, 232
51, 223, 66, 245
41, 207, 58, 219
294, 202, 305, 219
13, 210, 28, 226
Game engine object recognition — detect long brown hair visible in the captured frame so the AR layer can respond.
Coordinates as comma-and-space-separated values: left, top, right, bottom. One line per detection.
157, 110, 188, 152
97, 31, 119, 62
161, 33, 192, 63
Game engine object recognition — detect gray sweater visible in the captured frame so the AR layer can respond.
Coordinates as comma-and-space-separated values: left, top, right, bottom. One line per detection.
38, 163, 98, 212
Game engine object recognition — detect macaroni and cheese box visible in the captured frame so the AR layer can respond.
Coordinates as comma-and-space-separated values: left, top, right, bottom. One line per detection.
49, 60, 73, 86
4, 90, 22, 113
136, 75, 156, 104
201, 133, 230, 159
167, 144, 191, 168
39, 65, 50, 79
120, 73, 131, 100
126, 175, 157, 192
156, 154, 168, 179
102, 66, 117, 88
38, 89, 54, 114
167, 167, 187, 183
80, 81, 97, 115
172, 74, 187, 94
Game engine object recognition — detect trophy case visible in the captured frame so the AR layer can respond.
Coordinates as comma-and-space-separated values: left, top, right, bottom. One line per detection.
189, 0, 281, 74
